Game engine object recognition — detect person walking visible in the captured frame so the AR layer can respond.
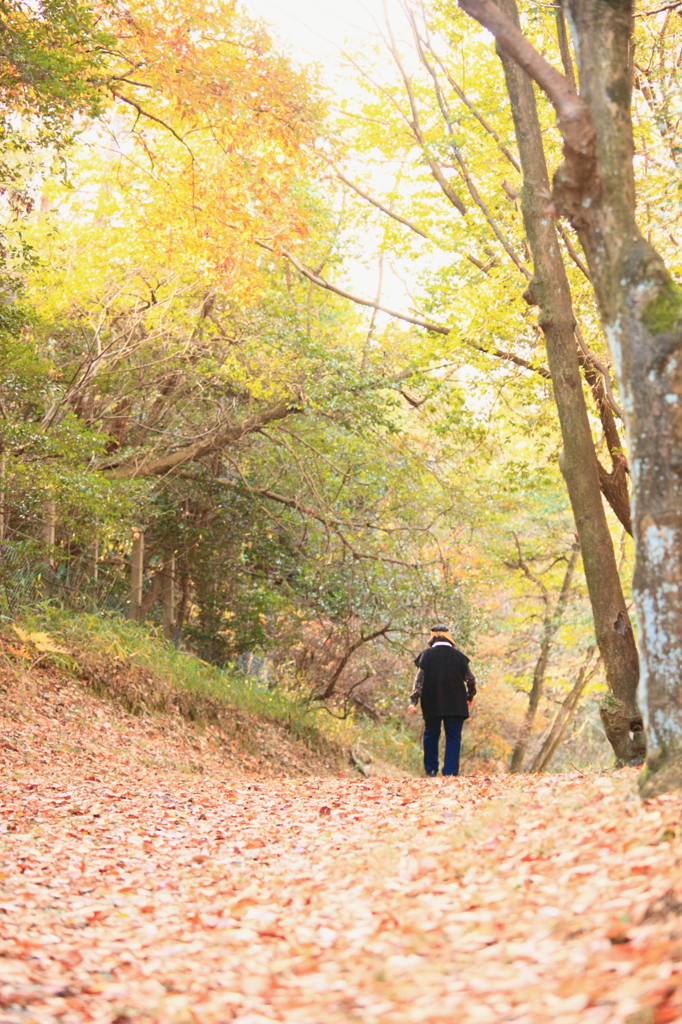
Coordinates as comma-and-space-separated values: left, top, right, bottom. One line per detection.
407, 624, 476, 777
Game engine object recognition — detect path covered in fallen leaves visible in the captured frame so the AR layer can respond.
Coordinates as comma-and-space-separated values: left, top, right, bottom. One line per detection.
2, 674, 682, 1024
3, 753, 682, 1024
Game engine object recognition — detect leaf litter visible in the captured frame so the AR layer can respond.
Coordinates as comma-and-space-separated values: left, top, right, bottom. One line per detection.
1, 673, 682, 1024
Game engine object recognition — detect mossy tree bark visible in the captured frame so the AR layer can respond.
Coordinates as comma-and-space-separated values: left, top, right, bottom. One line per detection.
493, 0, 644, 766
567, 0, 682, 795
458, 0, 682, 793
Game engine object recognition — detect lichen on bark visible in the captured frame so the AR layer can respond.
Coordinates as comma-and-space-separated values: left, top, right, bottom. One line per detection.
641, 279, 682, 336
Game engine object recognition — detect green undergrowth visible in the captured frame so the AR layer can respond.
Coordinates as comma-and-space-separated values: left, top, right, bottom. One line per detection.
10, 607, 422, 776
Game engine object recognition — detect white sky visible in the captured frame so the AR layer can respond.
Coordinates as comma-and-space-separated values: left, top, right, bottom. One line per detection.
246, 0, 393, 67
244, 0, 424, 322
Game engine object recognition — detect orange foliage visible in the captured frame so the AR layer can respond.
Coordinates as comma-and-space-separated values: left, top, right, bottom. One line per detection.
99, 0, 325, 292
462, 674, 525, 772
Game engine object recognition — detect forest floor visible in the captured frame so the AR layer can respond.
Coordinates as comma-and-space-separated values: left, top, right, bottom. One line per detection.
2, 660, 682, 1024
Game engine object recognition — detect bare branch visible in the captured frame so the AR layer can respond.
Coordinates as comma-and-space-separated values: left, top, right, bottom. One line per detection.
556, 222, 591, 281
470, 341, 550, 378
336, 170, 430, 239
511, 531, 550, 598
574, 325, 624, 420
255, 240, 451, 334
315, 624, 392, 701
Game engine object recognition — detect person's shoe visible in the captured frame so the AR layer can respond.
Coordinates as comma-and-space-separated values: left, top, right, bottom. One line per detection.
425, 770, 438, 777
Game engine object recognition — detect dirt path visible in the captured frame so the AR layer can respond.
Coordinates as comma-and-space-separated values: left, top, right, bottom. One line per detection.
2, 747, 682, 1024
1, 663, 681, 1023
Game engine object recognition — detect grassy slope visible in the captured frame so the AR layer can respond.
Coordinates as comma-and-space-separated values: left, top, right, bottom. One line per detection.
3, 608, 422, 777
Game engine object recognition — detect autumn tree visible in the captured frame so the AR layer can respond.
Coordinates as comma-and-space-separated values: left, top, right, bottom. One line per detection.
450, 0, 682, 792
311, 3, 643, 763
488, 0, 642, 765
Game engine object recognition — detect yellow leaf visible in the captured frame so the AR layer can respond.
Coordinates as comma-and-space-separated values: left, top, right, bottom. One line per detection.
12, 627, 69, 655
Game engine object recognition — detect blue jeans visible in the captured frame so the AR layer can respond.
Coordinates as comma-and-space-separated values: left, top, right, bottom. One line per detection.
423, 716, 464, 776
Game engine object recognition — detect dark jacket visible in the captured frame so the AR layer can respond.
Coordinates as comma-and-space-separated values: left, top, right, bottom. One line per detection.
410, 642, 475, 719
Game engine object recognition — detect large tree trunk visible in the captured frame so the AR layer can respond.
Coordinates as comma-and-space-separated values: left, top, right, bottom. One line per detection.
565, 0, 682, 795
457, 0, 682, 793
493, 0, 644, 766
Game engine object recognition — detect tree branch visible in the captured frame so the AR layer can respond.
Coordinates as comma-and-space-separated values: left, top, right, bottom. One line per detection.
101, 401, 299, 479
314, 624, 392, 701
556, 222, 590, 281
554, 6, 577, 90
336, 170, 430, 239
575, 325, 624, 420
421, 41, 522, 173
470, 341, 550, 377
256, 240, 451, 334
457, 0, 598, 224
111, 91, 194, 160
263, 235, 556, 383
408, 14, 531, 279
339, 162, 492, 272
383, 9, 467, 214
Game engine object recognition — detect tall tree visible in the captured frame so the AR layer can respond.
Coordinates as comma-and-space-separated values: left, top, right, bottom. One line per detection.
493, 0, 643, 764
326, 3, 643, 762
457, 0, 682, 793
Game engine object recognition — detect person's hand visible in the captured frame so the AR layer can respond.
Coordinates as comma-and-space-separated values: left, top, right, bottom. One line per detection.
407, 704, 417, 715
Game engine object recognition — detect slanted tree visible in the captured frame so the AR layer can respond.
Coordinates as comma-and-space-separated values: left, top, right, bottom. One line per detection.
457, 0, 682, 793
508, 537, 581, 771
492, 0, 643, 764
530, 647, 600, 773
324, 2, 643, 763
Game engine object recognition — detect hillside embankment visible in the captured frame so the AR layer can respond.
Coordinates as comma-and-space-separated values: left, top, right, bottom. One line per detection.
0, 639, 348, 781
1, 620, 682, 1024
0, 613, 419, 779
